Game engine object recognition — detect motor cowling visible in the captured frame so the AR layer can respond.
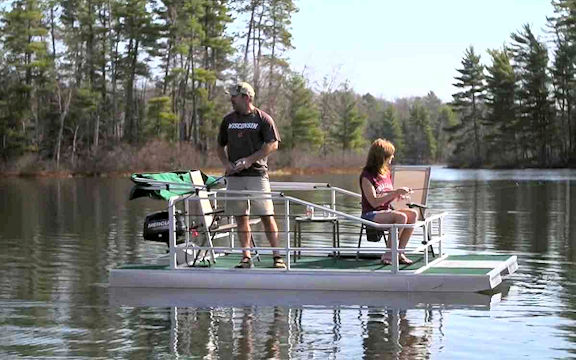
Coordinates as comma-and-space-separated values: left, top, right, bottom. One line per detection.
143, 210, 187, 243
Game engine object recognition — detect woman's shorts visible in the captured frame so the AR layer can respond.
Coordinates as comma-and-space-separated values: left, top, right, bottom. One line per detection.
225, 175, 274, 216
361, 209, 392, 221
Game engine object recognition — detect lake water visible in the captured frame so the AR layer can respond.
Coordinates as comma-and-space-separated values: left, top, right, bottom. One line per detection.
1, 168, 575, 359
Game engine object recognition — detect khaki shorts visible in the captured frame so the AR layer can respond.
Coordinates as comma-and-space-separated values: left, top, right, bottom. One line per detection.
225, 176, 275, 216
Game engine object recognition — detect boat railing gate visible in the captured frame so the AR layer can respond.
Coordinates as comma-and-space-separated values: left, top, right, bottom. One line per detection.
167, 182, 447, 274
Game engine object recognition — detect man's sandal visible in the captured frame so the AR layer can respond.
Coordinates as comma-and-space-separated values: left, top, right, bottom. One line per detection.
273, 256, 287, 269
235, 257, 254, 269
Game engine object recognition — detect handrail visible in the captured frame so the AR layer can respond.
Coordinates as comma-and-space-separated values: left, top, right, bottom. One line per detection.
167, 185, 446, 273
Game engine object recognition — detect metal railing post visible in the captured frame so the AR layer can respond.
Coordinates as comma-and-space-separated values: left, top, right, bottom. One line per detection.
185, 198, 190, 245
331, 189, 336, 211
390, 225, 398, 274
169, 198, 177, 270
423, 222, 429, 266
284, 197, 291, 270
438, 217, 444, 256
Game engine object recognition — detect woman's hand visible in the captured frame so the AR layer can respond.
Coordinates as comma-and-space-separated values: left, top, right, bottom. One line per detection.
395, 187, 412, 199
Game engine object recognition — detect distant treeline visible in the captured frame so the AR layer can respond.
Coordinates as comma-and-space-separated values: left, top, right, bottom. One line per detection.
0, 0, 575, 173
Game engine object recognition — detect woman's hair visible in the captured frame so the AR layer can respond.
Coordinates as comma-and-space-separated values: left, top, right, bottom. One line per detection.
363, 139, 395, 175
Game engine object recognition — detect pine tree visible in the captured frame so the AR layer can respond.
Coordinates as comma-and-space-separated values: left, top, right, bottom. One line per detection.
0, 0, 52, 156
316, 76, 339, 155
117, 0, 157, 143
145, 96, 179, 141
360, 93, 384, 139
549, 0, 576, 163
283, 75, 322, 150
484, 48, 517, 165
235, 0, 297, 112
196, 0, 233, 150
404, 102, 435, 163
332, 83, 366, 152
509, 24, 553, 166
369, 105, 404, 157
447, 46, 485, 166
435, 105, 457, 162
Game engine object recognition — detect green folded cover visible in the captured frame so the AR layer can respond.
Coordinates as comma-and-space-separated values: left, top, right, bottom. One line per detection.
129, 170, 220, 200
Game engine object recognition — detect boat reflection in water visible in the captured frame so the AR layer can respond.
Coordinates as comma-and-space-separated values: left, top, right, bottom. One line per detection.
109, 285, 509, 358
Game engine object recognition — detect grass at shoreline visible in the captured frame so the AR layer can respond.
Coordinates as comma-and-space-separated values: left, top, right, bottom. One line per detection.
0, 166, 364, 178
0, 141, 367, 178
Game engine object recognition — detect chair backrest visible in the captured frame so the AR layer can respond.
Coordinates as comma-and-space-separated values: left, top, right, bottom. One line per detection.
391, 166, 431, 218
189, 170, 216, 231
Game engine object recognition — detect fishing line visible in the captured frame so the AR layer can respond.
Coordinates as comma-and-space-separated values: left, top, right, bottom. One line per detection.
364, 180, 551, 194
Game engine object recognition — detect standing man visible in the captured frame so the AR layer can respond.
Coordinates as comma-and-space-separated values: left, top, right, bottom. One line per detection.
217, 82, 285, 269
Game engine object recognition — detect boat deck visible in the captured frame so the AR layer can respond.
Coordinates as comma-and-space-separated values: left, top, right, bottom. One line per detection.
118, 253, 516, 275
111, 253, 518, 292
111, 177, 519, 293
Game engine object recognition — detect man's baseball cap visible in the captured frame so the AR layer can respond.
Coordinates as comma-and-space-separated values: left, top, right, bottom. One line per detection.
226, 82, 255, 98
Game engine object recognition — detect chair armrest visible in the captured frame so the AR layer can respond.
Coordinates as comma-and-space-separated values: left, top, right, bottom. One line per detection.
407, 202, 427, 209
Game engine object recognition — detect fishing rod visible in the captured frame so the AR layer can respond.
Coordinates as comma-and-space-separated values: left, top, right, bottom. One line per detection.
394, 180, 554, 193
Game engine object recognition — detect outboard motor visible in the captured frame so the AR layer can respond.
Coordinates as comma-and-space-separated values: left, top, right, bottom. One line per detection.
143, 210, 187, 244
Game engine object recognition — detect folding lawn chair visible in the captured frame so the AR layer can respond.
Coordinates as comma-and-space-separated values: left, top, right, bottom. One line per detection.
189, 170, 261, 265
357, 166, 433, 258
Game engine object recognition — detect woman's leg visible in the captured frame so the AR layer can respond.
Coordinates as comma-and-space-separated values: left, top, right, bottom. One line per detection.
396, 209, 418, 264
397, 209, 418, 249
372, 211, 407, 262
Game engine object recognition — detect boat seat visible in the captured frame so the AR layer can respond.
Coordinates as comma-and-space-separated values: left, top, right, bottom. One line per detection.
188, 170, 261, 265
357, 166, 434, 259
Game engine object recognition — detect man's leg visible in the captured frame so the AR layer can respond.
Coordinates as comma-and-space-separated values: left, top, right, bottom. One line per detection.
260, 215, 280, 257
236, 215, 252, 259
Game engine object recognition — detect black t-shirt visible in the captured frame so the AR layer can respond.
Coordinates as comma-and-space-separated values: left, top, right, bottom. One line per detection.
217, 107, 281, 176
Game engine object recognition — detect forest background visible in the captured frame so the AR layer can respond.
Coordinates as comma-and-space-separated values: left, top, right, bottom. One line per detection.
1, 0, 576, 175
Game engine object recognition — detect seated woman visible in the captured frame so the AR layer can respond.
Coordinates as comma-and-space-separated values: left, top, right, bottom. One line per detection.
360, 139, 418, 265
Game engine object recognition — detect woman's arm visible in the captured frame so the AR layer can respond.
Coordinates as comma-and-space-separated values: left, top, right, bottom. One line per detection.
361, 177, 412, 208
361, 177, 400, 208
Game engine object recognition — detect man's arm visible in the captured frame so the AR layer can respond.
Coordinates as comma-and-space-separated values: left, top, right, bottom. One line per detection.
234, 141, 278, 171
217, 145, 235, 175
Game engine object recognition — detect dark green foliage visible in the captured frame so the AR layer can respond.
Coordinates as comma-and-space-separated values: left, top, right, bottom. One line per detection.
283, 75, 323, 150
145, 96, 178, 141
447, 46, 485, 167
403, 102, 436, 163
509, 24, 553, 166
0, 0, 52, 157
549, 0, 576, 163
2, 1, 576, 170
484, 48, 517, 165
332, 83, 366, 152
435, 105, 457, 162
371, 105, 404, 157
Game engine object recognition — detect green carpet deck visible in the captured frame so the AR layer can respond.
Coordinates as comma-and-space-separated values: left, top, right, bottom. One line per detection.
420, 254, 513, 275
117, 254, 513, 276
198, 254, 425, 271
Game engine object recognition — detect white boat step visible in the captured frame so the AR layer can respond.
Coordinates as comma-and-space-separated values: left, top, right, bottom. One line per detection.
433, 260, 509, 269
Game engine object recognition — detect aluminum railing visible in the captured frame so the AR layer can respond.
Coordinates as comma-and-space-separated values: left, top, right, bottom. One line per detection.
167, 183, 446, 274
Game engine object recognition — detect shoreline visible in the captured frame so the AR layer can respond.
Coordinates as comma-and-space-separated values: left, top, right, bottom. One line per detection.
0, 166, 365, 179
3, 165, 576, 179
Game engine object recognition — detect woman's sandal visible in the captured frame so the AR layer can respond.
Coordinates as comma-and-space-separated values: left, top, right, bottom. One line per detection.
380, 256, 392, 266
381, 255, 412, 266
399, 255, 413, 265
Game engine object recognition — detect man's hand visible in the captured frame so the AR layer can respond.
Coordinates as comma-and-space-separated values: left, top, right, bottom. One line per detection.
233, 157, 253, 172
225, 161, 236, 175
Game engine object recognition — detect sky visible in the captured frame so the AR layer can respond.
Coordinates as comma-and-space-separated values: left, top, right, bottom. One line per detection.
288, 0, 554, 102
